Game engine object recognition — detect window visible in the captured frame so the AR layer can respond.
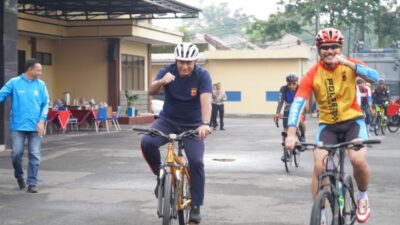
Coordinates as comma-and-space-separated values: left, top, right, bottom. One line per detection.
226, 91, 241, 102
266, 91, 280, 101
121, 54, 145, 90
36, 52, 52, 65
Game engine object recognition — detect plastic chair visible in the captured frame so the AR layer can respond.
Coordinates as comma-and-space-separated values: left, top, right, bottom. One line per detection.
94, 107, 110, 133
68, 116, 79, 131
109, 106, 122, 131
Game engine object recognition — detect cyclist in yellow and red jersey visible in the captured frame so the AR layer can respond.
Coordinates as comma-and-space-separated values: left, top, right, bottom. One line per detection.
285, 28, 379, 224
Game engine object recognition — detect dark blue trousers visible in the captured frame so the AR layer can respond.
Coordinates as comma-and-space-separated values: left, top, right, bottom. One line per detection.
140, 118, 205, 206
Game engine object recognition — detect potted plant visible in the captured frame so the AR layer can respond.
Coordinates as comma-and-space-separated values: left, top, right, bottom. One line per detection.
125, 90, 139, 117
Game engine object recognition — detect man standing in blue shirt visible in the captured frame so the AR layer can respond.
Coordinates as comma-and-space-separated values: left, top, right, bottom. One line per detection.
140, 43, 212, 224
0, 58, 49, 193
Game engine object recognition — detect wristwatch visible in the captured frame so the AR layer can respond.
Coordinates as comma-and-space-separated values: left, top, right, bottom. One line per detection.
202, 120, 210, 126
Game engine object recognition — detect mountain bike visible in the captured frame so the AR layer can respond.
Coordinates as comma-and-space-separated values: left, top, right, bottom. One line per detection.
134, 127, 196, 225
295, 139, 381, 225
275, 118, 303, 173
387, 102, 400, 133
372, 103, 388, 135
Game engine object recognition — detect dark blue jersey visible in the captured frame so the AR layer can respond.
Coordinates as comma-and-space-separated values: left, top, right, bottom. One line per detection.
156, 64, 212, 126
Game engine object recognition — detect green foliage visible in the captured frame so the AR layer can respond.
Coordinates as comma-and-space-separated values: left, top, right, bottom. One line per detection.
246, 0, 400, 49
124, 90, 139, 107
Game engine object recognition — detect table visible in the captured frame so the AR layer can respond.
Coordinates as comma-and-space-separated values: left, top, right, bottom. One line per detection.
47, 110, 71, 132
70, 109, 98, 125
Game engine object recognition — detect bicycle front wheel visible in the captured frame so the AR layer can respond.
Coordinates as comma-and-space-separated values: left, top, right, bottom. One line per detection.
388, 115, 400, 133
310, 190, 337, 225
381, 117, 387, 135
284, 149, 293, 173
342, 175, 356, 225
162, 173, 173, 225
178, 169, 191, 225
373, 115, 382, 136
294, 149, 300, 168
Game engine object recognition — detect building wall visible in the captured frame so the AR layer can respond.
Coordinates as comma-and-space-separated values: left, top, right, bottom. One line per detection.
17, 35, 56, 100
151, 58, 308, 115
119, 40, 150, 113
203, 59, 303, 115
54, 39, 108, 103
120, 39, 149, 90
37, 38, 56, 101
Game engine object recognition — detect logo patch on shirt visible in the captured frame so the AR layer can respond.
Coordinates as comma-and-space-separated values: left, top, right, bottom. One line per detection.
191, 88, 197, 96
342, 71, 347, 81
33, 90, 39, 96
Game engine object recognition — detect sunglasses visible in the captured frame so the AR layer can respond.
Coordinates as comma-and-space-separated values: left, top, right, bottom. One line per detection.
319, 45, 341, 50
288, 82, 297, 86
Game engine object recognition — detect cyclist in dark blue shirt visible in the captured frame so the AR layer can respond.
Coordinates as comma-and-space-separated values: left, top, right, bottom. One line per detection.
140, 43, 212, 224
273, 74, 306, 161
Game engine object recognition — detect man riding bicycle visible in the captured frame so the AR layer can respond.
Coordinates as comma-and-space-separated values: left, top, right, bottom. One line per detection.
285, 28, 379, 224
273, 73, 306, 162
372, 79, 390, 111
357, 78, 373, 136
140, 43, 212, 224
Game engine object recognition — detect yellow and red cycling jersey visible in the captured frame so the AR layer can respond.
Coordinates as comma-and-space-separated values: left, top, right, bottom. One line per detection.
288, 58, 379, 125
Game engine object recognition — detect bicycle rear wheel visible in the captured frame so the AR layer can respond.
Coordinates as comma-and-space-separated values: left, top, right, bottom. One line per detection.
178, 169, 191, 225
284, 149, 293, 173
373, 115, 381, 136
162, 173, 173, 225
310, 190, 337, 225
388, 115, 400, 133
342, 175, 356, 225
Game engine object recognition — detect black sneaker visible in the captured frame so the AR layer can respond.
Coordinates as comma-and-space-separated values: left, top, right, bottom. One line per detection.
299, 136, 306, 142
27, 185, 38, 193
17, 178, 26, 190
220, 127, 225, 130
154, 178, 160, 198
189, 205, 201, 224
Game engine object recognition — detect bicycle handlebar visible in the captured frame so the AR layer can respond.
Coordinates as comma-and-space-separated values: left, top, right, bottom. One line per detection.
133, 127, 198, 141
295, 139, 381, 152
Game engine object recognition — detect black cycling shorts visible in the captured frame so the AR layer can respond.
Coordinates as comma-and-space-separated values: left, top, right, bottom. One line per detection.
315, 117, 368, 145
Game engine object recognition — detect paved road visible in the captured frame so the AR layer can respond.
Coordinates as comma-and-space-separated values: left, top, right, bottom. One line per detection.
0, 117, 398, 225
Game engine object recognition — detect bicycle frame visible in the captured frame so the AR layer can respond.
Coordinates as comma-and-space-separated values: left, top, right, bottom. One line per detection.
317, 147, 358, 225
161, 139, 191, 211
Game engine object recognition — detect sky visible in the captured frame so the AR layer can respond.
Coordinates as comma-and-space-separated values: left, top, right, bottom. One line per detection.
153, 0, 281, 30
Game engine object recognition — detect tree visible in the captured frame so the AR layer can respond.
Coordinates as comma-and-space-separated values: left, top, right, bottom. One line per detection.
245, 0, 400, 49
179, 2, 251, 40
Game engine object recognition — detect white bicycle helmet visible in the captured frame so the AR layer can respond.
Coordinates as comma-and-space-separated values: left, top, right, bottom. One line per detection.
174, 43, 199, 61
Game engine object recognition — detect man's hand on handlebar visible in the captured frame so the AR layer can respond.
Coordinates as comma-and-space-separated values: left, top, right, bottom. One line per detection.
273, 113, 281, 122
197, 124, 211, 140
284, 126, 298, 151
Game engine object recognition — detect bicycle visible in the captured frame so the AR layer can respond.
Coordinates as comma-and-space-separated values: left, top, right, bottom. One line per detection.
387, 102, 400, 133
133, 127, 197, 225
295, 139, 381, 225
274, 118, 303, 173
372, 103, 388, 135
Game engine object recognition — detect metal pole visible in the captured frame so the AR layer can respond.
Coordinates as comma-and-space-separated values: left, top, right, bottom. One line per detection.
316, 0, 320, 63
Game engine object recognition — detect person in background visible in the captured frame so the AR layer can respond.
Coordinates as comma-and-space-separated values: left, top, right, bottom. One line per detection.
357, 78, 373, 136
53, 99, 64, 110
0, 58, 49, 193
212, 82, 227, 130
210, 83, 219, 129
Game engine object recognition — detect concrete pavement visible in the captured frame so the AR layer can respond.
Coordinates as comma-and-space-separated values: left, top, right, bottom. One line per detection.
0, 117, 398, 225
